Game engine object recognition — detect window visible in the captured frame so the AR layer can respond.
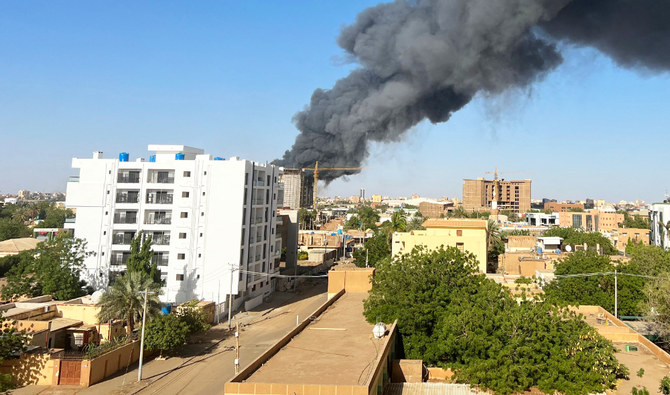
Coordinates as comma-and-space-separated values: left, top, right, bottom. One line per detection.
200, 232, 203, 237
181, 212, 188, 218
176, 274, 184, 281
182, 191, 189, 198
204, 171, 207, 175
178, 253, 185, 260
202, 192, 206, 196
456, 243, 465, 253
183, 171, 191, 177
179, 232, 187, 239
456, 230, 463, 236
201, 212, 204, 216
198, 253, 202, 258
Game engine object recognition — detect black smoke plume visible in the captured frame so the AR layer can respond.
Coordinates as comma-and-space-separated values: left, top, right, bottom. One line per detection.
277, 0, 670, 182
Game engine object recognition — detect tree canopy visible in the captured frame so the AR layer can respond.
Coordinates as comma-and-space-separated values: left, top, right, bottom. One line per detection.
543, 227, 617, 254
353, 231, 391, 268
344, 206, 380, 231
125, 233, 161, 284
143, 313, 189, 358
2, 235, 93, 300
364, 246, 627, 394
620, 212, 650, 229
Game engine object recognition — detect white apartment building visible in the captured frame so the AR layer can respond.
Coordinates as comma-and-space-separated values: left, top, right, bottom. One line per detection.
650, 202, 670, 249
65, 145, 282, 306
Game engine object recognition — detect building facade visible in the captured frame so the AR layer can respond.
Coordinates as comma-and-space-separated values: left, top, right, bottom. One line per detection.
543, 202, 585, 212
392, 219, 488, 273
462, 178, 531, 213
525, 212, 560, 227
65, 145, 282, 305
277, 169, 314, 209
558, 210, 623, 232
650, 202, 670, 249
418, 201, 454, 218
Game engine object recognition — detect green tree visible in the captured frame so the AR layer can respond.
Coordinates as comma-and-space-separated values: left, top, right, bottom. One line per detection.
660, 376, 670, 395
125, 233, 161, 284
38, 205, 74, 228
298, 208, 316, 230
486, 219, 504, 273
0, 217, 31, 242
142, 314, 189, 358
544, 227, 617, 255
406, 214, 425, 231
0, 316, 28, 391
176, 299, 211, 334
642, 272, 670, 346
390, 210, 407, 232
543, 251, 645, 316
352, 232, 390, 268
97, 271, 162, 336
364, 246, 627, 394
2, 235, 93, 300
620, 213, 650, 229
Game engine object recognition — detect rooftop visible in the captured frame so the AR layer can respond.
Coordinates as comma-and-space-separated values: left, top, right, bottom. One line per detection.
243, 293, 388, 386
0, 237, 40, 254
422, 219, 487, 229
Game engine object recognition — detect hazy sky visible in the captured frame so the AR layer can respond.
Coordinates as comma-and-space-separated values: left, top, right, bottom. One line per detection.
1, 1, 669, 203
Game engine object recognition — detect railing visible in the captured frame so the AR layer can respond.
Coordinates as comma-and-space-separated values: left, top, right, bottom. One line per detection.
112, 234, 134, 245
117, 175, 140, 183
152, 256, 169, 266
145, 216, 172, 225
113, 215, 137, 224
68, 176, 80, 183
146, 194, 173, 204
115, 194, 139, 203
153, 234, 170, 245
147, 174, 175, 184
110, 256, 129, 266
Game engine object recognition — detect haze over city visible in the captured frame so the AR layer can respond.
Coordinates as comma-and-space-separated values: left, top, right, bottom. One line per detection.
1, 1, 669, 202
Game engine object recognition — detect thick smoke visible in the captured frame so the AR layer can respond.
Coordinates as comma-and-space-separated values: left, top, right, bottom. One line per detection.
277, 0, 670, 181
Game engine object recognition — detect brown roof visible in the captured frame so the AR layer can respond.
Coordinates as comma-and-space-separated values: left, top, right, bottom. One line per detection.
422, 219, 487, 229
0, 238, 39, 253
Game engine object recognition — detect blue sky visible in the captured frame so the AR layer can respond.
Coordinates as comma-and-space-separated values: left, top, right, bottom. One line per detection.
1, 1, 668, 203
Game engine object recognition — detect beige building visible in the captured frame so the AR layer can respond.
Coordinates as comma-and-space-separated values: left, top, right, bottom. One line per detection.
278, 168, 314, 209
371, 194, 382, 203
544, 201, 584, 212
392, 219, 488, 273
608, 228, 650, 251
558, 210, 624, 231
418, 201, 454, 218
462, 178, 531, 213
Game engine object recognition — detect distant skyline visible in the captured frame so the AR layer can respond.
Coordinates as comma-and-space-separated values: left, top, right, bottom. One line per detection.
1, 2, 669, 203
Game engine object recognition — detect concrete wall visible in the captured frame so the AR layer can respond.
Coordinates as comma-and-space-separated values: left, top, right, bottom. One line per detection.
391, 360, 423, 383
81, 340, 141, 386
366, 321, 398, 395
0, 352, 58, 386
327, 268, 374, 298
56, 304, 101, 325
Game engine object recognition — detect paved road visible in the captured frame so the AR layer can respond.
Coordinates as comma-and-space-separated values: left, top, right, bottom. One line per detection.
15, 279, 328, 395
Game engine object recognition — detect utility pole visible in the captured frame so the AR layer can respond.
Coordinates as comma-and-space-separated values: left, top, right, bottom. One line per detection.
138, 288, 148, 382
217, 279, 221, 325
228, 263, 235, 329
614, 269, 618, 318
366, 248, 369, 268
234, 319, 240, 374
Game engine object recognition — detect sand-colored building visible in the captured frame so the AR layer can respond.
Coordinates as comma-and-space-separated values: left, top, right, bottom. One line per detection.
543, 202, 584, 212
418, 201, 454, 218
558, 210, 624, 231
607, 228, 650, 251
392, 219, 487, 273
462, 178, 531, 213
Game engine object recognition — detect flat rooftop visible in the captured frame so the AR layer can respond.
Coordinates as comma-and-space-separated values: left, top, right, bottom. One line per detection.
244, 293, 385, 386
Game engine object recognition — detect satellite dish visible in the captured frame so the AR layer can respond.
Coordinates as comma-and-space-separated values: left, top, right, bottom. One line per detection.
91, 290, 105, 304
565, 245, 572, 252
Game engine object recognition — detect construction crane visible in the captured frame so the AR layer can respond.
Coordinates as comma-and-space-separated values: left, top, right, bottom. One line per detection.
484, 168, 534, 210
302, 161, 362, 208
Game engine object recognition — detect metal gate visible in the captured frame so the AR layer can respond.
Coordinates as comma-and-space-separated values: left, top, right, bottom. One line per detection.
58, 360, 82, 385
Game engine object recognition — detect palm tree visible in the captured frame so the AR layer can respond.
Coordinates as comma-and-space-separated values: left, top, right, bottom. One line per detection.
390, 210, 407, 232
97, 271, 162, 336
486, 219, 503, 273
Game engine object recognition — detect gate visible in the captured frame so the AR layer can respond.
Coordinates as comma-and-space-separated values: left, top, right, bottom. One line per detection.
58, 360, 82, 385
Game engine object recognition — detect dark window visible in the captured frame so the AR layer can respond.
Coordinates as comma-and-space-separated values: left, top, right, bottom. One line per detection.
181, 212, 188, 218
178, 253, 185, 260
183, 171, 191, 177
456, 230, 463, 236
182, 191, 189, 198
176, 274, 184, 281
179, 232, 187, 239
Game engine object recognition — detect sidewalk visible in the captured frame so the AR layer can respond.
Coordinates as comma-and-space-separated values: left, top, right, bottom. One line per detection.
13, 279, 328, 395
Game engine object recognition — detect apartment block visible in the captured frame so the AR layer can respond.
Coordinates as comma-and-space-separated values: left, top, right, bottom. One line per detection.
277, 169, 314, 209
558, 210, 623, 232
65, 145, 282, 305
650, 202, 670, 249
392, 219, 487, 273
462, 178, 531, 213
543, 202, 585, 212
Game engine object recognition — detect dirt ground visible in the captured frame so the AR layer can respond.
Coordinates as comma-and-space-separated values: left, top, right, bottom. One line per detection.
613, 343, 669, 395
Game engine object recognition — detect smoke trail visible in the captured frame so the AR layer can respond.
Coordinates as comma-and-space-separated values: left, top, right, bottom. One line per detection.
277, 0, 670, 181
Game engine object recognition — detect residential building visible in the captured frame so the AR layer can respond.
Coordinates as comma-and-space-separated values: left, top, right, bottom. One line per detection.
18, 190, 30, 200
462, 178, 531, 213
606, 228, 650, 251
558, 210, 624, 231
543, 201, 584, 212
525, 212, 559, 227
418, 201, 454, 218
650, 202, 670, 249
277, 209, 298, 269
371, 194, 382, 203
392, 219, 487, 272
65, 145, 282, 306
277, 168, 314, 209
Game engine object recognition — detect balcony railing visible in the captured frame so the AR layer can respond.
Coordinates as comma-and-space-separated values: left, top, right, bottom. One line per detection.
152, 256, 169, 267
110, 256, 130, 266
147, 173, 174, 184
152, 234, 170, 245
145, 216, 172, 225
112, 234, 134, 245
146, 194, 174, 204
117, 174, 140, 183
116, 194, 139, 203
113, 215, 137, 224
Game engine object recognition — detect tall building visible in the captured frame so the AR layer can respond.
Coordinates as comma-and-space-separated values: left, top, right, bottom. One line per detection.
65, 145, 282, 306
462, 177, 531, 213
277, 169, 314, 209
17, 190, 30, 200
650, 202, 670, 249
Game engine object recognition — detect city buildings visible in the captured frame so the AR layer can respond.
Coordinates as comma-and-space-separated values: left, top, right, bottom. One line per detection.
65, 145, 282, 306
543, 201, 584, 212
462, 178, 531, 213
277, 169, 314, 209
558, 210, 624, 231
392, 219, 488, 272
525, 212, 559, 227
418, 201, 454, 218
650, 202, 670, 249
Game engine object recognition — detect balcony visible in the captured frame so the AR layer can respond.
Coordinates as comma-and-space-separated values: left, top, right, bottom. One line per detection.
113, 214, 137, 224
147, 171, 175, 184
110, 254, 130, 266
145, 216, 172, 225
116, 193, 139, 203
112, 233, 135, 245
151, 255, 169, 267
152, 234, 170, 245
117, 173, 140, 183
146, 193, 174, 204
